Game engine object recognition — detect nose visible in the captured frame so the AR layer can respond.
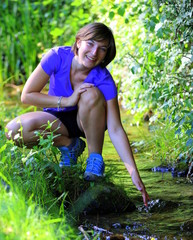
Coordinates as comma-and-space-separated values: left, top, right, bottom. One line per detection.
91, 46, 98, 56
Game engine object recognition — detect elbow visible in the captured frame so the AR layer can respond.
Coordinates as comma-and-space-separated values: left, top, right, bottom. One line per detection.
21, 92, 29, 104
21, 92, 25, 104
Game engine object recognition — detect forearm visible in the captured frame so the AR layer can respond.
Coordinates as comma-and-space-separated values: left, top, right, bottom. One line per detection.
21, 92, 70, 108
109, 127, 139, 176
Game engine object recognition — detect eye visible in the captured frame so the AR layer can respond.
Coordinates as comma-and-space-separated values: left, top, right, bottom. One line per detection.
100, 47, 107, 52
86, 41, 94, 47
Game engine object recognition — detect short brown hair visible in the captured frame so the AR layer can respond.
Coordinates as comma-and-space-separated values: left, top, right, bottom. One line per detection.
72, 22, 116, 68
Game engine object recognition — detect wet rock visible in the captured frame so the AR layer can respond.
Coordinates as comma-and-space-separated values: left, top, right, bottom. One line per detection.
112, 223, 122, 229
105, 234, 125, 240
84, 183, 136, 214
152, 163, 189, 178
138, 199, 179, 213
45, 164, 136, 216
92, 226, 125, 240
180, 220, 193, 233
69, 182, 136, 217
152, 165, 172, 173
171, 168, 187, 177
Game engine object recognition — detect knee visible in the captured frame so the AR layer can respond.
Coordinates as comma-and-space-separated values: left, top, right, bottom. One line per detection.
79, 87, 105, 110
5, 118, 22, 141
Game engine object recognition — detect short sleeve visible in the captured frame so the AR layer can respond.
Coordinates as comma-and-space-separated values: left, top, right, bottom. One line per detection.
40, 48, 61, 76
97, 75, 117, 101
85, 67, 117, 101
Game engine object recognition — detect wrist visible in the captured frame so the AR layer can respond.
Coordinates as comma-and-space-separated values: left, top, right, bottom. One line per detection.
57, 96, 63, 111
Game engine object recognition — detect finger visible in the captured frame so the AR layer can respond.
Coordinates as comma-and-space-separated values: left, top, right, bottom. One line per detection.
143, 192, 150, 207
79, 88, 87, 94
142, 194, 148, 207
81, 83, 94, 88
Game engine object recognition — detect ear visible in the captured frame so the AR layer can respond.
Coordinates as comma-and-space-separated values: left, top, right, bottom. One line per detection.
77, 39, 81, 48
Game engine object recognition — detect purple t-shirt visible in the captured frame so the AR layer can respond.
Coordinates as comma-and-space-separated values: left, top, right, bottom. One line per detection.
41, 46, 117, 112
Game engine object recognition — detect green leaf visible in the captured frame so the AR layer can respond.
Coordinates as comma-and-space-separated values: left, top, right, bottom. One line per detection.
71, 0, 82, 7
131, 65, 139, 74
156, 27, 163, 38
117, 7, 125, 16
149, 45, 158, 52
186, 138, 193, 147
50, 28, 64, 38
109, 11, 115, 20
186, 129, 193, 136
125, 18, 129, 24
0, 144, 7, 154
100, 8, 107, 14
175, 128, 181, 135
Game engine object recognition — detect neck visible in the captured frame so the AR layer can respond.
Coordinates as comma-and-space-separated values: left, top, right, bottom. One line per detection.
72, 56, 90, 75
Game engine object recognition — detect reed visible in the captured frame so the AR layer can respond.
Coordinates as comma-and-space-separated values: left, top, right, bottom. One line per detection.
0, 181, 79, 239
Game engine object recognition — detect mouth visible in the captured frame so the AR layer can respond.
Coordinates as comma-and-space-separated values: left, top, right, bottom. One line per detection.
86, 55, 97, 62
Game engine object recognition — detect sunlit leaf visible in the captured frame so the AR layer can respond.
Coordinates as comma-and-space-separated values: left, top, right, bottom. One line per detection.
109, 11, 115, 20
186, 138, 193, 147
117, 7, 125, 16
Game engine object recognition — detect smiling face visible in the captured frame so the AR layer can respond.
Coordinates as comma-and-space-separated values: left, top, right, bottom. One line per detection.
76, 39, 109, 69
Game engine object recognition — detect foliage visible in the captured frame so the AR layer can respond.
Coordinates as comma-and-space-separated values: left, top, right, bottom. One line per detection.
1, 0, 192, 157
0, 185, 78, 239
0, 135, 79, 239
146, 119, 191, 164
0, 0, 93, 83
91, 0, 193, 159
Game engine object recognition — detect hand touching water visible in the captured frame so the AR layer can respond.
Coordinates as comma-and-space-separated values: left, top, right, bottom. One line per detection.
131, 169, 150, 207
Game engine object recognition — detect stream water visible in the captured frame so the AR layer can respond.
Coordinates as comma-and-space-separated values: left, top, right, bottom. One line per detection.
81, 113, 193, 240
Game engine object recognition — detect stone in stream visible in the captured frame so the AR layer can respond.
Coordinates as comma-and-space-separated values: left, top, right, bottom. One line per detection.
69, 182, 136, 216
180, 220, 193, 233
152, 164, 188, 178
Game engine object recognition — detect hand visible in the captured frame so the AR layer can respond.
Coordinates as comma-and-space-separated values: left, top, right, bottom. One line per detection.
67, 83, 94, 106
131, 170, 150, 207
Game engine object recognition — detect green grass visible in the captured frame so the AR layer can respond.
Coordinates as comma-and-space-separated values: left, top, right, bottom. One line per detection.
0, 101, 82, 239
0, 184, 78, 240
143, 119, 191, 166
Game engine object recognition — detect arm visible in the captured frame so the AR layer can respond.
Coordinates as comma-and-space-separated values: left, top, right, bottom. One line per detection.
106, 97, 149, 206
21, 64, 93, 108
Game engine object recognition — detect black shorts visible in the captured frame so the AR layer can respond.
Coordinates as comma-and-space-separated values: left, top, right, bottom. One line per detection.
44, 109, 85, 138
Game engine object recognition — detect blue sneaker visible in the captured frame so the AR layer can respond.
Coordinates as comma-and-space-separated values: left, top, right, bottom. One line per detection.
58, 138, 85, 167
84, 153, 105, 181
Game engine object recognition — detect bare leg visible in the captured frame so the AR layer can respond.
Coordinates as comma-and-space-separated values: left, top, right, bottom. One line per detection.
5, 111, 72, 148
77, 87, 106, 155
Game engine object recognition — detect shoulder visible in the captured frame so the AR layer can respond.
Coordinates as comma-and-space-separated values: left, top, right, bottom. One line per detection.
44, 46, 72, 59
92, 65, 113, 81
41, 46, 73, 75
88, 66, 117, 101
53, 46, 72, 54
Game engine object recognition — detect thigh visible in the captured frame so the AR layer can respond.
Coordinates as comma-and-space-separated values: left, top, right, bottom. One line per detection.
45, 109, 85, 138
6, 111, 69, 136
